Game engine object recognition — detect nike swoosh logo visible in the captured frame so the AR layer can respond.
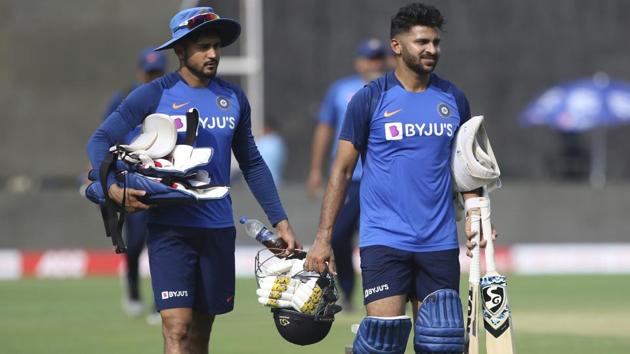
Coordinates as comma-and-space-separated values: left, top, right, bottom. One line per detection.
172, 102, 190, 110
384, 109, 402, 117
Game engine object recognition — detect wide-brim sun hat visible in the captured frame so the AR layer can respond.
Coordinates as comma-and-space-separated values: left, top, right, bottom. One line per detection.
155, 7, 241, 51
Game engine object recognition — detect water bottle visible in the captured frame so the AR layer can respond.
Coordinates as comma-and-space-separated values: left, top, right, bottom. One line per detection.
239, 216, 288, 252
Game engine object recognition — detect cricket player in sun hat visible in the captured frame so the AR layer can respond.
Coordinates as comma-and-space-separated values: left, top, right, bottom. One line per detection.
87, 6, 301, 353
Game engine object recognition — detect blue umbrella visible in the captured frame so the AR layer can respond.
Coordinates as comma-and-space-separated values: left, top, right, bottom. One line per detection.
520, 73, 630, 188
520, 73, 630, 132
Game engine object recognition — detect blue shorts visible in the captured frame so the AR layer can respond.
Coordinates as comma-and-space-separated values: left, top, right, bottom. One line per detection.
147, 224, 236, 315
360, 245, 460, 305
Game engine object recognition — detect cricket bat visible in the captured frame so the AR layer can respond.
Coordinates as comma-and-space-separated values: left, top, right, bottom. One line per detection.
465, 208, 481, 354
479, 196, 515, 353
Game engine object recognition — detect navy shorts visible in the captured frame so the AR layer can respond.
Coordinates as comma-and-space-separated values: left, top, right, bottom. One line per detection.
147, 224, 236, 315
360, 245, 460, 305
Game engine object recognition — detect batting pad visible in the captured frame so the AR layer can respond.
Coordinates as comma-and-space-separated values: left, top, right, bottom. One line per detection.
352, 316, 411, 354
120, 113, 177, 159
85, 171, 229, 206
414, 289, 465, 354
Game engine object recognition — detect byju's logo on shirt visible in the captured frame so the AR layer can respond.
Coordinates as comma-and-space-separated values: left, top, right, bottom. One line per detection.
200, 116, 236, 130
385, 122, 403, 140
172, 115, 236, 131
161, 290, 189, 300
384, 122, 454, 140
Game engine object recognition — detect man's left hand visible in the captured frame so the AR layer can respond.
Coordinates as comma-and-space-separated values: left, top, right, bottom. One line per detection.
274, 220, 302, 255
464, 208, 498, 257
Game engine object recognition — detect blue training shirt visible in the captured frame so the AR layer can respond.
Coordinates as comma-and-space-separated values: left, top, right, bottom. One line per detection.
318, 75, 366, 181
87, 72, 287, 229
340, 72, 471, 252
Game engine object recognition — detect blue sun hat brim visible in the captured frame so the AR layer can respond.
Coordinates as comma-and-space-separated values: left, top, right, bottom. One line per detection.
155, 7, 241, 51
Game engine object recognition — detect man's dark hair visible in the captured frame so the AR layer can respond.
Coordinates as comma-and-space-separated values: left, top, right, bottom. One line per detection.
390, 3, 445, 38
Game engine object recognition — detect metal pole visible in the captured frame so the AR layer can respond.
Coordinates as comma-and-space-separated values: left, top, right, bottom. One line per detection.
242, 0, 264, 136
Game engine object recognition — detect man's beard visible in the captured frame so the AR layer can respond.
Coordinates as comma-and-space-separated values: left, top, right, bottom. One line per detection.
401, 45, 437, 75
184, 50, 218, 81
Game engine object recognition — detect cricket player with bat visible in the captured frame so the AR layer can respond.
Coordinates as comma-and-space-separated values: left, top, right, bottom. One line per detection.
304, 3, 500, 353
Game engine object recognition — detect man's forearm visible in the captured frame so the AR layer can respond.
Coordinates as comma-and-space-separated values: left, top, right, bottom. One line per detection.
309, 124, 334, 173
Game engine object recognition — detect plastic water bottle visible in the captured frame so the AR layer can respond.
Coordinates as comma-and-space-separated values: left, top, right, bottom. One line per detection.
239, 216, 288, 252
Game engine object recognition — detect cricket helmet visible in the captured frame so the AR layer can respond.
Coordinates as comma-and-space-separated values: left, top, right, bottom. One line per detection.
255, 249, 342, 346
451, 115, 501, 192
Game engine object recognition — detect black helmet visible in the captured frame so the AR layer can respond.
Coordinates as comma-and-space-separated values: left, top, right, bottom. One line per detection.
272, 307, 334, 345
255, 249, 342, 346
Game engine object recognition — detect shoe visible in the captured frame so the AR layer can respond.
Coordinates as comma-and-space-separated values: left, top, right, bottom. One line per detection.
122, 298, 144, 317
146, 312, 162, 325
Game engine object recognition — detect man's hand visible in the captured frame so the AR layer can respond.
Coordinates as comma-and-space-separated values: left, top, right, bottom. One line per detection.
303, 231, 336, 275
107, 184, 151, 213
464, 208, 498, 257
306, 169, 322, 200
274, 220, 302, 255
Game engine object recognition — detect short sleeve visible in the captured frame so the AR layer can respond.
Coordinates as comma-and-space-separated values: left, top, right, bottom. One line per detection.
453, 87, 471, 123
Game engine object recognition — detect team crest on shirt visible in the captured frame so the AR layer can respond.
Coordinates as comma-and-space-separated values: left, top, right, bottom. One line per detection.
437, 103, 450, 118
216, 96, 230, 110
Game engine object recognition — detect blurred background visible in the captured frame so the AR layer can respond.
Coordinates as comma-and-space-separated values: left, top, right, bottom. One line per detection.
2, 0, 630, 248
1, 0, 629, 353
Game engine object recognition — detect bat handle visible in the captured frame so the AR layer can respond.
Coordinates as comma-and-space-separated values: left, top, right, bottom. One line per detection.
468, 211, 481, 281
480, 190, 496, 273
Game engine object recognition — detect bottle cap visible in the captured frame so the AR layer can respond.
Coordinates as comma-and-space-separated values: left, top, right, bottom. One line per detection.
239, 216, 247, 224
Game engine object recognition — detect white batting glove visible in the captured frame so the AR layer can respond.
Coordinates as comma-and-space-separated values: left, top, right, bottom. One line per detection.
290, 277, 326, 315
256, 258, 302, 308
256, 258, 326, 314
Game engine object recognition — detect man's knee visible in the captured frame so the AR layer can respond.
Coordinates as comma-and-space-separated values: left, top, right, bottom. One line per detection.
414, 289, 464, 354
366, 295, 407, 317
162, 312, 192, 342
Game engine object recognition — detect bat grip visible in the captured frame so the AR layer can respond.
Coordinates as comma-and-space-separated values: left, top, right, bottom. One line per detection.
480, 195, 496, 273
469, 212, 481, 281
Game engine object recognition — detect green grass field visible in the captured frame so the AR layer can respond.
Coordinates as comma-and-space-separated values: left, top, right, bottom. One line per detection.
2, 275, 629, 353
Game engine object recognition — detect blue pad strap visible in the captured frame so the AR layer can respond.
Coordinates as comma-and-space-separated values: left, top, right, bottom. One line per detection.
352, 316, 411, 354
414, 289, 465, 354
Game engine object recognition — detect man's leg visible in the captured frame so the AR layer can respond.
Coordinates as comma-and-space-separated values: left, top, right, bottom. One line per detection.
412, 249, 464, 353
160, 308, 193, 354
366, 294, 407, 316
192, 227, 236, 353
147, 225, 198, 354
353, 246, 414, 353
330, 181, 360, 310
124, 211, 148, 303
188, 310, 215, 354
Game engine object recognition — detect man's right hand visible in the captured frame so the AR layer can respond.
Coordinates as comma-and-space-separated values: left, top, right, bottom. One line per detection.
303, 232, 336, 275
107, 184, 151, 212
